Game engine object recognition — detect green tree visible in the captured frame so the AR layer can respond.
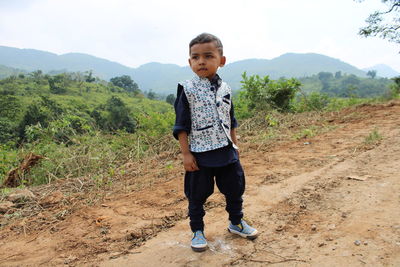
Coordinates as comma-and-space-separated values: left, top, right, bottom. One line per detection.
18, 96, 64, 140
48, 74, 70, 94
147, 90, 157, 100
0, 95, 21, 119
166, 94, 176, 105
85, 70, 96, 83
318, 72, 333, 91
19, 103, 52, 139
0, 96, 21, 144
358, 0, 400, 45
367, 70, 377, 79
29, 70, 44, 85
104, 96, 136, 133
390, 76, 400, 96
110, 75, 140, 94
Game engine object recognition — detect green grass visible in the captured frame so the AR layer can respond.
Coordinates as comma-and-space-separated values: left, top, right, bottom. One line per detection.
364, 128, 382, 145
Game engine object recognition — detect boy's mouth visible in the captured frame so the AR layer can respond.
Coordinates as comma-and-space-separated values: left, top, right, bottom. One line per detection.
198, 68, 207, 71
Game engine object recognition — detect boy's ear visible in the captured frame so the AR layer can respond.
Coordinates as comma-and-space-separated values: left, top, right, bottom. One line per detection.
220, 56, 226, 67
188, 58, 192, 67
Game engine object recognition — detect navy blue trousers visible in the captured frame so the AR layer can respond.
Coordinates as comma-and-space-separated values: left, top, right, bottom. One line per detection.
184, 161, 245, 232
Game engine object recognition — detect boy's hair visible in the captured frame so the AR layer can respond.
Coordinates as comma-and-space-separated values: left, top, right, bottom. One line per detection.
189, 33, 223, 56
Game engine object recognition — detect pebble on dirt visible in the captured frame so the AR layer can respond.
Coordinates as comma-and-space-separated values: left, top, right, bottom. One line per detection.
39, 190, 64, 206
311, 224, 317, 231
354, 240, 361, 246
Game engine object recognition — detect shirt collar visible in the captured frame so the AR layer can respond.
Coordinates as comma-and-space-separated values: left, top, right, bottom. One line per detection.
210, 74, 222, 89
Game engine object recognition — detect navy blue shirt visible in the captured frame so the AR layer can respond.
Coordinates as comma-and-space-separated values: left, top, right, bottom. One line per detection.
173, 74, 239, 167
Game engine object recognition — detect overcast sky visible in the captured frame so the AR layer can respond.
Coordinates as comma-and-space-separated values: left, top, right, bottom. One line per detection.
0, 0, 399, 72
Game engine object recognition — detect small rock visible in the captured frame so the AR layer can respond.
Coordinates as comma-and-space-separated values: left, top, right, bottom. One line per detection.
276, 225, 284, 232
304, 142, 311, 145
326, 237, 334, 241
311, 224, 317, 231
300, 203, 307, 209
318, 242, 326, 247
7, 189, 36, 202
293, 234, 298, 238
109, 252, 120, 259
0, 201, 14, 213
64, 255, 78, 264
100, 227, 109, 235
363, 241, 368, 246
328, 224, 336, 230
354, 240, 361, 246
40, 191, 64, 206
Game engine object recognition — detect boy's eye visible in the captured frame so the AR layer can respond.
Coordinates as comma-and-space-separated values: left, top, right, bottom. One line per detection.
191, 55, 199, 60
206, 55, 213, 58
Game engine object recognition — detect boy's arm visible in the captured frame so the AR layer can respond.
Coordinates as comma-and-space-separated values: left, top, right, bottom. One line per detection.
231, 128, 238, 146
178, 131, 199, 172
230, 100, 240, 156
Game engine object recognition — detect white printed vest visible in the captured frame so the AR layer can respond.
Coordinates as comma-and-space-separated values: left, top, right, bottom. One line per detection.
180, 76, 238, 153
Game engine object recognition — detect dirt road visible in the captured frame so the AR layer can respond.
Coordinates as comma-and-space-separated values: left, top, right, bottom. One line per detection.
0, 101, 399, 266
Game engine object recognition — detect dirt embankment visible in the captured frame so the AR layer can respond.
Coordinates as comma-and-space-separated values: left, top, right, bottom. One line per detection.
0, 101, 399, 266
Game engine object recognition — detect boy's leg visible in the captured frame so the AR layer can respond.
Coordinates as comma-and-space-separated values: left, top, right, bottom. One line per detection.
215, 161, 245, 225
184, 166, 215, 232
216, 161, 258, 239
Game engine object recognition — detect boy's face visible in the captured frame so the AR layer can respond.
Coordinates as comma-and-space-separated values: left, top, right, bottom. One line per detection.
189, 42, 226, 80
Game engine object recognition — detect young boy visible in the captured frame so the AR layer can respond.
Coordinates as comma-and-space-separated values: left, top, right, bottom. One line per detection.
173, 33, 258, 252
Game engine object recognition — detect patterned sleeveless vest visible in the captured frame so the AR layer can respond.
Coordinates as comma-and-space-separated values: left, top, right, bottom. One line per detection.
180, 76, 238, 152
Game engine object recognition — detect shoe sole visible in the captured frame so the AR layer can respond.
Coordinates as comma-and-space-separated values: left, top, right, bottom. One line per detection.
228, 228, 258, 240
191, 245, 207, 252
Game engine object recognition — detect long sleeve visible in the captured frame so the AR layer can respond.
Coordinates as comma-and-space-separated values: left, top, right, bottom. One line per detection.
173, 84, 191, 140
230, 101, 238, 129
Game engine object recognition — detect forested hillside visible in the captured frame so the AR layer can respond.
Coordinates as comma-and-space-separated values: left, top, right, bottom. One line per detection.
0, 71, 175, 185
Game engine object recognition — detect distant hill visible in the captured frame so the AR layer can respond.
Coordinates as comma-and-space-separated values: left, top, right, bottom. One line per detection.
0, 46, 372, 93
0, 46, 133, 78
220, 53, 367, 89
131, 62, 191, 94
0, 65, 26, 79
363, 64, 399, 78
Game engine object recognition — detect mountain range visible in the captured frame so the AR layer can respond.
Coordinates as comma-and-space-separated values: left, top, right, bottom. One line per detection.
1, 45, 398, 94
362, 64, 400, 79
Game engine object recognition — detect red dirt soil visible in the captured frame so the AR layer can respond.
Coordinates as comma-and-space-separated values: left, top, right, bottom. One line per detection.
0, 101, 399, 266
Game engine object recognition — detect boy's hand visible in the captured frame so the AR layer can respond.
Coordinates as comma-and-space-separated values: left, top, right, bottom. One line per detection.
182, 152, 199, 172
236, 148, 240, 158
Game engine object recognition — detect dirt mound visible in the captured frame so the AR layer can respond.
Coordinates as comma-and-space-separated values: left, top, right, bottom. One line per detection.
0, 100, 399, 266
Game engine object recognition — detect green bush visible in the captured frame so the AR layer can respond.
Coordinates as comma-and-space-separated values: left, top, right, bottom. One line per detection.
48, 74, 70, 94
239, 72, 301, 113
0, 145, 19, 183
390, 76, 400, 98
295, 92, 330, 112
